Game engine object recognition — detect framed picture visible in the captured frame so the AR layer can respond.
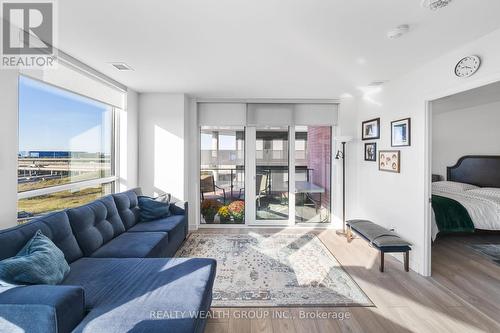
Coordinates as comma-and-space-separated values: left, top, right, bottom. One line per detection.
362, 118, 380, 140
364, 142, 377, 161
391, 118, 411, 147
379, 150, 400, 173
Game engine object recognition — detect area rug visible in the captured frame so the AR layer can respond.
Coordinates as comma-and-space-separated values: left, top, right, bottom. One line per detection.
175, 232, 373, 307
468, 244, 500, 265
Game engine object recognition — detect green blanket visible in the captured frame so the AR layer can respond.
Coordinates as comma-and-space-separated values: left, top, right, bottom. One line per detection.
432, 195, 475, 234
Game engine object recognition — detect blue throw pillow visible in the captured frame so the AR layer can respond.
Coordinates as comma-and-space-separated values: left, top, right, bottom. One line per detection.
0, 230, 70, 285
138, 196, 171, 222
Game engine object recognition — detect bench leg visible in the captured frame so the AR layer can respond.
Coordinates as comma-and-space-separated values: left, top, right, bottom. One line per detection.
379, 251, 384, 272
347, 227, 352, 242
404, 251, 409, 272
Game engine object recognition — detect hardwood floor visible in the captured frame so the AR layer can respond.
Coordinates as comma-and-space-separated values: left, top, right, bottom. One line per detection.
193, 228, 500, 333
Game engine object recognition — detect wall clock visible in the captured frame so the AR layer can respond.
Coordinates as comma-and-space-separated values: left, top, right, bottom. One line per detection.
454, 55, 481, 78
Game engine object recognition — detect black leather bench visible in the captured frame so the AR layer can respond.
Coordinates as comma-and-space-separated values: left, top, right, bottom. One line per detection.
346, 219, 412, 272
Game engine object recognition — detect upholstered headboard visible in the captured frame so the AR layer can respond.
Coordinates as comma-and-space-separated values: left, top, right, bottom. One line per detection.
447, 155, 500, 188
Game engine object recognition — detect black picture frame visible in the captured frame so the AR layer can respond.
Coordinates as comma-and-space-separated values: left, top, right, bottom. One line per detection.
362, 118, 380, 140
364, 142, 377, 161
391, 118, 411, 147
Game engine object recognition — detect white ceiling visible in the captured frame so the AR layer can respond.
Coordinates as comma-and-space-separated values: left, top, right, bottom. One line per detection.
58, 0, 500, 98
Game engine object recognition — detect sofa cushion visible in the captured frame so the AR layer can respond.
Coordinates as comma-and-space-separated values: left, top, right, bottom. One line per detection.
112, 189, 141, 229
0, 211, 83, 264
138, 196, 172, 222
89, 232, 168, 258
67, 196, 126, 256
62, 258, 142, 309
128, 215, 184, 233
0, 230, 70, 285
68, 258, 216, 333
128, 215, 186, 257
0, 285, 85, 333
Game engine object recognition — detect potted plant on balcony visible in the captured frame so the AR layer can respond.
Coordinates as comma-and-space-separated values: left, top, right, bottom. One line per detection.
201, 199, 222, 224
228, 200, 245, 223
217, 205, 231, 224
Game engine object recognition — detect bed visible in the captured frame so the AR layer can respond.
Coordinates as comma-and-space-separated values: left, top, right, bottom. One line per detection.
431, 155, 500, 241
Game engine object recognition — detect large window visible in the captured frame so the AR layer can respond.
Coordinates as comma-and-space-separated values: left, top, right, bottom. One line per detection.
17, 76, 116, 222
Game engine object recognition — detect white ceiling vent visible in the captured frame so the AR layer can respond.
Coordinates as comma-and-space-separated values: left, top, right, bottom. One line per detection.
110, 62, 133, 71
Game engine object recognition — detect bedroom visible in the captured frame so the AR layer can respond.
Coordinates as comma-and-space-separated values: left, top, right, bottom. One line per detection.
429, 80, 500, 319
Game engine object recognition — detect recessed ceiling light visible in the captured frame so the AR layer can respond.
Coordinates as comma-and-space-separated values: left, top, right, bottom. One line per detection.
110, 62, 133, 71
421, 0, 453, 11
387, 24, 410, 39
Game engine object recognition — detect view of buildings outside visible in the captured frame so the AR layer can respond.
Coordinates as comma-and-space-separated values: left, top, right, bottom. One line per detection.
17, 76, 114, 221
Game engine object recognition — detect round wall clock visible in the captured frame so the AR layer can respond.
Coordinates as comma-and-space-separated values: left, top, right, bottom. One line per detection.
454, 55, 481, 78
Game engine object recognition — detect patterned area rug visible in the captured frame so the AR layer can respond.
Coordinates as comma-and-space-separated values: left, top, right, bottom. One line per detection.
176, 232, 372, 307
469, 244, 500, 265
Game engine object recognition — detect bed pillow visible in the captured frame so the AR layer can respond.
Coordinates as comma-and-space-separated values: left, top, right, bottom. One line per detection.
432, 181, 479, 192
468, 187, 500, 199
0, 230, 70, 285
138, 195, 171, 222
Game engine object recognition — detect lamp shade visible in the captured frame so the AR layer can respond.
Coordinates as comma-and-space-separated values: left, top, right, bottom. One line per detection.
334, 136, 353, 143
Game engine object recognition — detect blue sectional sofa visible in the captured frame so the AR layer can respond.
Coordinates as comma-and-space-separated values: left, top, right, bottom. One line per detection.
0, 188, 216, 333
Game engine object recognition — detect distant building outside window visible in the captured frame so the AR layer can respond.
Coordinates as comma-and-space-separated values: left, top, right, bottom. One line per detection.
17, 76, 116, 222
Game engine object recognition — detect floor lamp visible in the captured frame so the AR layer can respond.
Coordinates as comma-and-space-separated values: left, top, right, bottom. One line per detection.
334, 136, 353, 237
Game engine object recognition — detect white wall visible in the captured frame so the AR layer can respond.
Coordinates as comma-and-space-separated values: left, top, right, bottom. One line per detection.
432, 101, 500, 178
118, 89, 139, 191
350, 28, 500, 275
0, 70, 20, 229
138, 93, 187, 201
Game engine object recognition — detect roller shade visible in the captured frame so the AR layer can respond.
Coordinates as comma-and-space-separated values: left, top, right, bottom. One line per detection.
247, 103, 338, 126
198, 103, 246, 126
246, 104, 294, 126
198, 102, 338, 126
293, 103, 338, 125
21, 61, 126, 109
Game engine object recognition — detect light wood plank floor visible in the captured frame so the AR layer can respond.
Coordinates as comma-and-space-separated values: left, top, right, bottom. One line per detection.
192, 228, 500, 333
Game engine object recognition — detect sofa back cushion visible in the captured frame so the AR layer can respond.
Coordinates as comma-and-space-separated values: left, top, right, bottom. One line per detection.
67, 195, 126, 256
0, 230, 71, 285
112, 188, 141, 229
0, 211, 83, 264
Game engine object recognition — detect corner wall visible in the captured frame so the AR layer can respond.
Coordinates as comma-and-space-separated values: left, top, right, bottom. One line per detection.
350, 28, 500, 275
138, 93, 188, 201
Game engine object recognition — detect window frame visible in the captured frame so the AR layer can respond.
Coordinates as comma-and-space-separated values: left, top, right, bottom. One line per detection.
16, 75, 119, 203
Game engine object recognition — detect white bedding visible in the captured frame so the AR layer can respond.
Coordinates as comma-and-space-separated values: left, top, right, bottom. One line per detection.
431, 182, 500, 240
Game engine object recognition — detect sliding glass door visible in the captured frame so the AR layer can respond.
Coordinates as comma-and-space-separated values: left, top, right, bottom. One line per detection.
200, 127, 245, 224
255, 127, 289, 222
294, 126, 331, 223
198, 102, 337, 227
